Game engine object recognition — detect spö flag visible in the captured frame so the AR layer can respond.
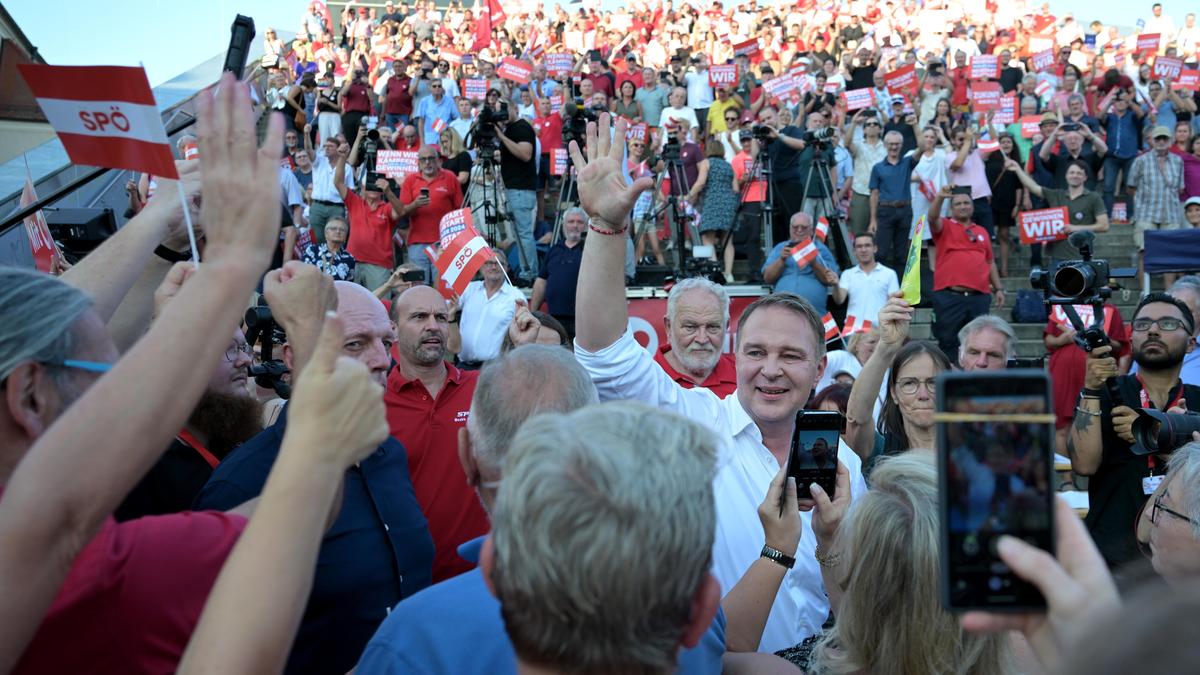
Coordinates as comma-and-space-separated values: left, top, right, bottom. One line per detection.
18, 65, 177, 179
900, 215, 925, 304
436, 231, 496, 296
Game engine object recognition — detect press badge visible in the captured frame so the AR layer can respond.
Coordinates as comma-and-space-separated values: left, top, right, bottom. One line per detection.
1143, 474, 1165, 495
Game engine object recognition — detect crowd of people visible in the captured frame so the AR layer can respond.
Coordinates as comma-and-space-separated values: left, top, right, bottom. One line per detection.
5, 0, 1200, 673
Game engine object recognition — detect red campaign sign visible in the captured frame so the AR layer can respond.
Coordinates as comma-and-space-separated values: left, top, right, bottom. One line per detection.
1018, 115, 1043, 139
1018, 206, 1069, 244
788, 64, 809, 79
497, 57, 533, 84
552, 148, 568, 176
708, 64, 738, 87
762, 75, 796, 100
625, 123, 648, 142
842, 88, 874, 111
1111, 201, 1129, 224
463, 78, 488, 101
627, 295, 763, 355
969, 81, 1002, 111
375, 150, 419, 179
546, 53, 574, 78
995, 92, 1017, 124
969, 55, 999, 80
824, 81, 841, 94
732, 39, 760, 58
1153, 56, 1183, 81
438, 208, 478, 249
1178, 70, 1200, 91
884, 63, 918, 95
549, 94, 563, 113
1031, 48, 1055, 73
20, 177, 57, 273
1137, 33, 1161, 53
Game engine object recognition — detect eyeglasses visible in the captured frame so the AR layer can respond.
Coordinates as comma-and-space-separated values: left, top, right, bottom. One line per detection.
1131, 317, 1186, 332
896, 378, 937, 395
1151, 491, 1195, 526
864, 122, 881, 127
725, 116, 739, 122
431, 83, 443, 88
226, 343, 254, 362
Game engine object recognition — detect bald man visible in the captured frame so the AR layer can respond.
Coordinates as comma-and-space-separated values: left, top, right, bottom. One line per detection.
384, 285, 490, 581
196, 273, 434, 675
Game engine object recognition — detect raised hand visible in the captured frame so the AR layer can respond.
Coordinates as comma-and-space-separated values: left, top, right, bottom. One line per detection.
152, 261, 197, 319
878, 290, 914, 345
758, 463, 801, 555
809, 460, 852, 548
196, 71, 283, 274
263, 261, 339, 339
567, 112, 655, 227
508, 303, 542, 347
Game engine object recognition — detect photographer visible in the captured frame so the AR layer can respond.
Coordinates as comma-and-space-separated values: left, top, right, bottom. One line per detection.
339, 69, 375, 140
333, 131, 404, 291
492, 99, 540, 282
755, 105, 817, 246
1069, 292, 1200, 567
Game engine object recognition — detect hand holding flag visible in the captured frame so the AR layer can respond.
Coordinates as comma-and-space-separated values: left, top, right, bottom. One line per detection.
790, 239, 819, 268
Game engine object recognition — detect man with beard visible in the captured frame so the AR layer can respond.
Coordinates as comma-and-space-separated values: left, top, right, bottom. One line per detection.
115, 329, 261, 521
385, 285, 489, 581
197, 267, 434, 675
1070, 292, 1200, 567
653, 278, 737, 398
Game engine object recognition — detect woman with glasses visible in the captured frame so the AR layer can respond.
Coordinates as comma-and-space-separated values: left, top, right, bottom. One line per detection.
1137, 441, 1200, 583
846, 293, 952, 466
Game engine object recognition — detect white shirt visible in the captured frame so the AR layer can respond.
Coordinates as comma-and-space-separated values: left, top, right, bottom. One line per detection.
278, 166, 305, 210
458, 280, 525, 362
311, 153, 354, 203
575, 329, 869, 653
814, 349, 863, 394
684, 70, 714, 109
838, 263, 900, 324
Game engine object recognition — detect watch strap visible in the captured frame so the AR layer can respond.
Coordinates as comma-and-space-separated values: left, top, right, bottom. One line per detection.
760, 544, 795, 570
154, 245, 192, 263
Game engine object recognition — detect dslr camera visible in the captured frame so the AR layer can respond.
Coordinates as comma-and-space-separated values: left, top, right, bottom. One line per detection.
1029, 231, 1135, 352
803, 127, 836, 145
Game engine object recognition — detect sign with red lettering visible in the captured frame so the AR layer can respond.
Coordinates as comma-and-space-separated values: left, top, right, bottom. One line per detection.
1178, 70, 1200, 91
1018, 115, 1043, 139
969, 81, 1002, 111
20, 176, 58, 273
1028, 34, 1055, 54
463, 78, 488, 101
1111, 201, 1128, 224
708, 64, 738, 87
970, 55, 999, 80
1031, 49, 1055, 72
1153, 56, 1183, 81
625, 123, 648, 141
438, 208, 478, 249
995, 92, 1017, 124
549, 94, 563, 113
17, 64, 178, 179
552, 148, 568, 176
375, 149, 419, 179
824, 81, 841, 94
762, 75, 797, 100
1137, 33, 1161, 53
1018, 206, 1069, 244
842, 88, 874, 111
546, 53, 574, 78
884, 63, 918, 95
497, 57, 533, 84
788, 64, 809, 79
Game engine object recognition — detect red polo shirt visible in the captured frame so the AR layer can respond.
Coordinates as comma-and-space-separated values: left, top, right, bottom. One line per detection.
345, 190, 398, 268
385, 363, 489, 582
653, 347, 739, 398
15, 511, 245, 674
400, 169, 463, 245
932, 218, 993, 293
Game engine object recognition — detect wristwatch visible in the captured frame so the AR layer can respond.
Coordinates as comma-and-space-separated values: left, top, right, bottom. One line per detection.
760, 544, 796, 570
154, 245, 192, 263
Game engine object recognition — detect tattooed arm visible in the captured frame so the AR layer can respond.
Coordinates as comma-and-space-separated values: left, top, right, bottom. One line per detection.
1068, 346, 1118, 476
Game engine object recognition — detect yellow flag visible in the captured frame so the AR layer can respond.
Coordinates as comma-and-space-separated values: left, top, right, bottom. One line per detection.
900, 216, 925, 305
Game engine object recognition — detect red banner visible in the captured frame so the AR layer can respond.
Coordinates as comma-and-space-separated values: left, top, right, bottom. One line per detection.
497, 57, 533, 84
732, 39, 760, 58
1031, 48, 1055, 73
627, 295, 763, 354
969, 55, 999, 80
969, 81, 1002, 111
1018, 206, 1069, 244
1153, 56, 1183, 81
842, 88, 874, 111
995, 92, 1017, 124
1178, 70, 1200, 91
1136, 33, 1161, 53
884, 63, 918, 95
1018, 115, 1043, 139
20, 176, 57, 273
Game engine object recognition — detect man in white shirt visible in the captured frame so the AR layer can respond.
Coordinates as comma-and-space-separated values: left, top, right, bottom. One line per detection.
684, 54, 715, 137
832, 232, 899, 325
570, 114, 867, 653
1177, 13, 1200, 59
454, 254, 526, 367
302, 126, 355, 243
1146, 3, 1177, 53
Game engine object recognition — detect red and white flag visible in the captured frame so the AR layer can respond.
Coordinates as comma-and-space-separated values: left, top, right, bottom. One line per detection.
977, 137, 1000, 153
432, 117, 447, 134
821, 312, 839, 342
815, 216, 830, 243
791, 238, 818, 267
17, 65, 178, 179
841, 315, 874, 338
20, 174, 58, 273
473, 0, 507, 51
436, 230, 496, 295
439, 207, 478, 248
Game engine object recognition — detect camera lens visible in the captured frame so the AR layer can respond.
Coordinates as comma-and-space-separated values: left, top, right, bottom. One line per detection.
1052, 263, 1094, 298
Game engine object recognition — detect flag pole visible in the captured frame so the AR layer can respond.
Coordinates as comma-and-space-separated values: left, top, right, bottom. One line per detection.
177, 181, 200, 264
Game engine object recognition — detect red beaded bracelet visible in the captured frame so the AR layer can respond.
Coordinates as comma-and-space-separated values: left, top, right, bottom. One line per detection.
588, 215, 627, 235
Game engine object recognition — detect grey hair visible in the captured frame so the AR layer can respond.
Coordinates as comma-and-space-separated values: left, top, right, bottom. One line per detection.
1067, 93, 1085, 106
736, 292, 828, 362
666, 277, 730, 329
883, 130, 904, 144
1167, 442, 1200, 538
491, 401, 717, 674
1022, 73, 1037, 85
467, 344, 598, 474
1170, 275, 1200, 294
562, 206, 588, 222
958, 314, 1016, 360
0, 267, 93, 383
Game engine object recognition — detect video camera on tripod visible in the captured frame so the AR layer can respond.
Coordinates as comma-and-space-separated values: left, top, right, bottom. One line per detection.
469, 101, 508, 152
562, 98, 600, 148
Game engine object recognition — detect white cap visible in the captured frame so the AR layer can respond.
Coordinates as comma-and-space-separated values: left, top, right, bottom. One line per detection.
1185, 196, 1200, 209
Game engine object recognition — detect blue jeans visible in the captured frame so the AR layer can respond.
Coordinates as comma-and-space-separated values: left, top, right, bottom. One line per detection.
507, 189, 538, 279
406, 243, 437, 286
385, 113, 410, 129
1103, 155, 1135, 217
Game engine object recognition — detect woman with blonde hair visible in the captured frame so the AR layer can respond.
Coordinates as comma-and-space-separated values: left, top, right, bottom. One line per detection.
438, 127, 471, 186
781, 452, 1016, 675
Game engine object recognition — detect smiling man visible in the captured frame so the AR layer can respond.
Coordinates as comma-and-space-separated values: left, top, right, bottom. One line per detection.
571, 114, 867, 653
653, 278, 738, 398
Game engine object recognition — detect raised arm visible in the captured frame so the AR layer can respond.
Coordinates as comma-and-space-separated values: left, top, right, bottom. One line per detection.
844, 292, 911, 460
928, 183, 952, 233
0, 74, 283, 672
1067, 345, 1118, 476
573, 114, 656, 352
1004, 157, 1045, 199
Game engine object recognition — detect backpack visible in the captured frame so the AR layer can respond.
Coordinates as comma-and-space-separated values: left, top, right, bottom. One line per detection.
1011, 289, 1048, 324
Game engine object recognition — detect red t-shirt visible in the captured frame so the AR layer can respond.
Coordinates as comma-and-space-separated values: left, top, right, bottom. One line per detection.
616, 71, 645, 93
399, 169, 463, 245
345, 190, 398, 268
385, 75, 414, 116
931, 218, 993, 293
653, 347, 739, 399
585, 72, 615, 99
15, 512, 245, 674
733, 151, 765, 202
384, 365, 489, 582
950, 67, 970, 107
533, 115, 564, 154
342, 82, 372, 114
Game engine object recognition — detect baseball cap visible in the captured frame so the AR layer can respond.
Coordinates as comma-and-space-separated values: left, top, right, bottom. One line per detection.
1151, 125, 1171, 138
1185, 196, 1200, 209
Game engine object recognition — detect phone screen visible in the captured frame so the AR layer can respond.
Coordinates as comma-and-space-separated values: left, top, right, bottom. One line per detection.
781, 411, 841, 512
937, 370, 1054, 612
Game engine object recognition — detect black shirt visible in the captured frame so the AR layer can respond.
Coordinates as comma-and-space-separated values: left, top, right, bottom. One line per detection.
1044, 148, 1104, 191
848, 64, 877, 91
999, 66, 1024, 93
1082, 375, 1200, 568
115, 438, 213, 521
767, 125, 807, 182
499, 118, 537, 190
442, 151, 472, 179
884, 116, 918, 155
538, 240, 584, 316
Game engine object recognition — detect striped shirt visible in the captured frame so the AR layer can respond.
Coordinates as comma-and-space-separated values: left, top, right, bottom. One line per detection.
1127, 151, 1185, 225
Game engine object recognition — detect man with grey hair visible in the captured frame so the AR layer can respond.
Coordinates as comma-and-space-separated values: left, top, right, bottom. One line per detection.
868, 129, 917, 274
1138, 439, 1200, 583
957, 314, 1017, 372
531, 207, 586, 339
653, 277, 738, 397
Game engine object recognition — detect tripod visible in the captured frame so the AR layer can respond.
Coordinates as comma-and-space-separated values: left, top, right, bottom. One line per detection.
798, 143, 853, 269
462, 144, 532, 277
723, 137, 776, 284
651, 147, 715, 280
549, 155, 579, 245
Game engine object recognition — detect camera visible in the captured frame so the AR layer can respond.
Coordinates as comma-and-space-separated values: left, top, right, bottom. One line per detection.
470, 101, 509, 151
1029, 232, 1134, 312
751, 124, 774, 141
244, 301, 291, 398
562, 98, 599, 147
803, 127, 836, 144
661, 131, 682, 162
361, 125, 382, 184
1130, 408, 1200, 456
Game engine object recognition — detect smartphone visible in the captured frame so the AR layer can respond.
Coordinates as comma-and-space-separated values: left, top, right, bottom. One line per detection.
780, 411, 841, 514
401, 269, 425, 282
419, 188, 430, 199
937, 370, 1055, 612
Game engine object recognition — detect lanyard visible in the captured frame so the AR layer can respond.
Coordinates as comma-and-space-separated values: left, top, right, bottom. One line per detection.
1135, 374, 1184, 475
178, 429, 220, 469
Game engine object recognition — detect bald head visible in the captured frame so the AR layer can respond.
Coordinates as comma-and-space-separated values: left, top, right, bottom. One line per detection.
393, 285, 451, 367
333, 281, 395, 386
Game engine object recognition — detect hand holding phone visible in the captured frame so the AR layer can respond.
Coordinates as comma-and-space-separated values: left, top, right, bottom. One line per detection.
809, 460, 852, 549
757, 464, 802, 557
780, 411, 842, 515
